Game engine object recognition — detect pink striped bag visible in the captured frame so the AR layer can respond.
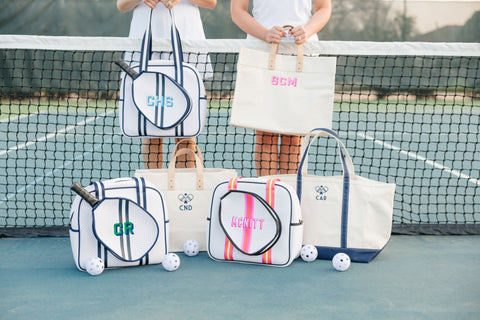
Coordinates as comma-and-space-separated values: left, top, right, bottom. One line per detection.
207, 177, 303, 267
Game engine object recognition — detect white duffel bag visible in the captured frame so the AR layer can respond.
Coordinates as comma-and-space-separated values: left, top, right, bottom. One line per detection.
69, 177, 169, 271
207, 177, 303, 267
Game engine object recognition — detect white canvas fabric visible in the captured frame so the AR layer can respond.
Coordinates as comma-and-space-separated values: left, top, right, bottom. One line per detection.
230, 43, 336, 135
207, 177, 303, 267
268, 128, 396, 262
135, 145, 238, 252
119, 9, 206, 138
69, 177, 169, 271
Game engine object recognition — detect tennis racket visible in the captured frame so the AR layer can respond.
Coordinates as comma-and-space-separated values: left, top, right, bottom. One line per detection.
114, 59, 139, 79
70, 182, 159, 261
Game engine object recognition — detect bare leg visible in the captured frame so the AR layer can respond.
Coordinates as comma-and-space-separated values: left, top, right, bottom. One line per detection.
142, 138, 164, 169
255, 131, 279, 177
174, 137, 197, 168
279, 134, 302, 174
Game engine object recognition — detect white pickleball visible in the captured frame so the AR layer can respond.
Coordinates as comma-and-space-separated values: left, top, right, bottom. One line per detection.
183, 239, 200, 257
332, 253, 351, 271
300, 245, 318, 262
86, 257, 104, 276
162, 253, 181, 271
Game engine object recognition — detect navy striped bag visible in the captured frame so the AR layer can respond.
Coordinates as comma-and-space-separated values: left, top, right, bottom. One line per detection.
69, 177, 169, 271
118, 9, 206, 138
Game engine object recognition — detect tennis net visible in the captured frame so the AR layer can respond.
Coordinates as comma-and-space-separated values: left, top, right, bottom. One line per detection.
0, 35, 479, 236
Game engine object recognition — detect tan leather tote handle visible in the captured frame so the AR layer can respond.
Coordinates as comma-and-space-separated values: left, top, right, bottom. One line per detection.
167, 148, 204, 191
268, 25, 304, 72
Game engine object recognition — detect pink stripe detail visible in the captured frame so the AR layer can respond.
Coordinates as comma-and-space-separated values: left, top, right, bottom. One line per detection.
241, 194, 254, 253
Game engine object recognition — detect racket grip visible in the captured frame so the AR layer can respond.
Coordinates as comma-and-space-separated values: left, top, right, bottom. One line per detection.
71, 182, 100, 208
114, 59, 139, 79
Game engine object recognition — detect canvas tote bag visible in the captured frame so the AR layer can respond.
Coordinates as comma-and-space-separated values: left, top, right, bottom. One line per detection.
230, 38, 336, 135
270, 128, 396, 262
135, 143, 237, 252
118, 9, 207, 138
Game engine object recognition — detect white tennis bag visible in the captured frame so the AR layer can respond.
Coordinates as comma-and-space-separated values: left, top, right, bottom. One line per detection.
118, 9, 206, 138
69, 177, 169, 271
207, 177, 303, 267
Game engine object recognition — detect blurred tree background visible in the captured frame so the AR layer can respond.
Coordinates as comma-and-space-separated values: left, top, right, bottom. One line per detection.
0, 0, 478, 42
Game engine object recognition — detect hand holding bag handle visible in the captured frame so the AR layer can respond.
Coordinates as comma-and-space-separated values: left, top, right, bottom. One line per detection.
168, 147, 204, 190
268, 25, 304, 72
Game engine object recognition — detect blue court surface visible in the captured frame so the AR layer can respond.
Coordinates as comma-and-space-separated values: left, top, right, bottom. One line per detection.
0, 235, 479, 320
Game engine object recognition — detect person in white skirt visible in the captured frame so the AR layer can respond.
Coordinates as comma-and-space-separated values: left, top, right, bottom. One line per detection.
117, 0, 216, 168
231, 0, 332, 177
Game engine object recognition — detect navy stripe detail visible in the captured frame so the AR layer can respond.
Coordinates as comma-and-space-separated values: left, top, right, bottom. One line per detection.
97, 241, 101, 260
155, 73, 159, 126
160, 74, 165, 127
315, 246, 382, 263
119, 200, 125, 259
140, 9, 153, 72
142, 114, 147, 136
138, 114, 143, 136
340, 149, 350, 248
125, 201, 132, 261
135, 177, 141, 205
104, 246, 108, 267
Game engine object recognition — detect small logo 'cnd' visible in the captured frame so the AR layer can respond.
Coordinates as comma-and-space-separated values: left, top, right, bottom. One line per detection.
178, 193, 194, 211
315, 185, 328, 200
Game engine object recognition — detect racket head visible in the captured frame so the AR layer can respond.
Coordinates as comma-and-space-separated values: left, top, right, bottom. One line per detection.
92, 197, 160, 262
132, 71, 191, 129
219, 190, 281, 256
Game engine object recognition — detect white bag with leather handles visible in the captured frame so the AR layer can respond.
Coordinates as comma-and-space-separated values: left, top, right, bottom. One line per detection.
269, 128, 396, 262
135, 143, 238, 252
230, 32, 336, 135
117, 9, 207, 138
69, 177, 169, 272
207, 177, 303, 267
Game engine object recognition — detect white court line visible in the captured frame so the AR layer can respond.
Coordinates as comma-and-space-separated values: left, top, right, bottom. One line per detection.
0, 135, 117, 206
0, 111, 117, 205
0, 111, 114, 156
357, 132, 480, 186
0, 112, 39, 124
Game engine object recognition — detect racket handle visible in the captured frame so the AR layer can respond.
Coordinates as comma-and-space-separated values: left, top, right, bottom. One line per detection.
114, 59, 139, 79
71, 182, 100, 208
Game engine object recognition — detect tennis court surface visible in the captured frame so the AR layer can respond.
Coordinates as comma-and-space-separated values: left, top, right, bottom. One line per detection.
0, 36, 479, 319
1, 236, 479, 319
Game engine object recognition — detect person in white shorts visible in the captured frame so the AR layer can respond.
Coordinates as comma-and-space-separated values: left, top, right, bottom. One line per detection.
117, 0, 216, 168
231, 0, 332, 177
